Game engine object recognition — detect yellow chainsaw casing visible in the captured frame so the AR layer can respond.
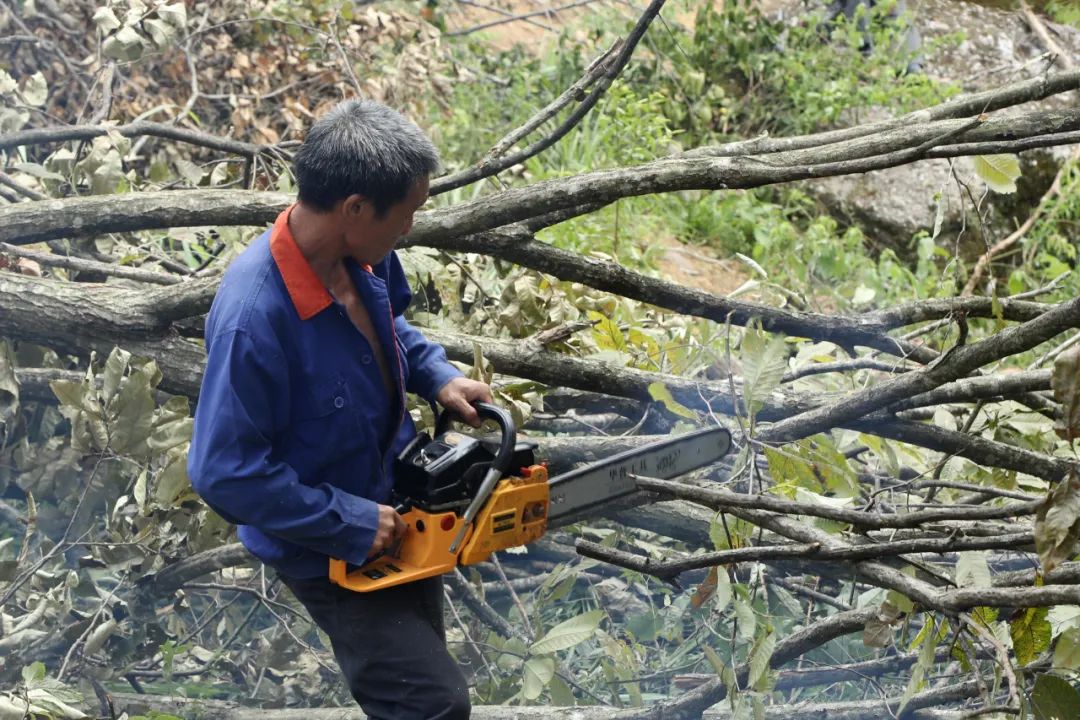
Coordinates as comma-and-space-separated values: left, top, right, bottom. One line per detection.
328, 464, 549, 592
329, 508, 468, 592
460, 464, 549, 565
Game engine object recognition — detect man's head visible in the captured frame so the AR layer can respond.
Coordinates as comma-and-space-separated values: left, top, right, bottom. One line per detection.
293, 100, 439, 264
294, 99, 439, 215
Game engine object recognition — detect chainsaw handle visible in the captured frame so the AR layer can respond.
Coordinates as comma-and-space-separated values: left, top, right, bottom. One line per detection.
434, 402, 517, 475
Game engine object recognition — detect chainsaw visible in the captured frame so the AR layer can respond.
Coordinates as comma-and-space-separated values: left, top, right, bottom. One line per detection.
329, 402, 732, 592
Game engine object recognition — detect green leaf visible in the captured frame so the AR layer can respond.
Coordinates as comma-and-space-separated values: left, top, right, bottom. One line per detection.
851, 284, 875, 305
733, 595, 756, 643
708, 513, 752, 551
1053, 627, 1080, 670
522, 656, 554, 700
887, 589, 914, 615
748, 629, 776, 689
766, 436, 858, 498
529, 610, 604, 654
703, 646, 736, 693
973, 154, 1021, 194
955, 551, 992, 588
713, 564, 732, 613
1052, 346, 1080, 442
740, 327, 788, 419
647, 382, 697, 420
1031, 673, 1080, 720
900, 615, 938, 711
547, 675, 575, 706
764, 445, 820, 494
21, 662, 46, 684
1011, 606, 1052, 666
587, 311, 626, 353
703, 645, 727, 677
1034, 469, 1080, 574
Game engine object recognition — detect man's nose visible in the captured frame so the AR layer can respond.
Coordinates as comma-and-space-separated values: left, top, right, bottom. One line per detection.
401, 216, 414, 236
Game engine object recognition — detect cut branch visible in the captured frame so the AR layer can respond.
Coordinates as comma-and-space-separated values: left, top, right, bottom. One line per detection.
0, 120, 269, 157
576, 530, 1034, 584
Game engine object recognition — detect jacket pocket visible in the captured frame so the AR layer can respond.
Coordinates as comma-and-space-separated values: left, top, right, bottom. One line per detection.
288, 378, 362, 463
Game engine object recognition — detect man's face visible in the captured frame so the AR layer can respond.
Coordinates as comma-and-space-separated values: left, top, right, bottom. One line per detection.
341, 176, 429, 265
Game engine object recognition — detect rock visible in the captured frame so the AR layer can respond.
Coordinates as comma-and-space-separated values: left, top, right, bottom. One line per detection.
770, 0, 1080, 256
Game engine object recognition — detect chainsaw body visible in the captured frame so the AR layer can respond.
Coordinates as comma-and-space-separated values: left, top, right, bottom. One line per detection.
329, 404, 543, 592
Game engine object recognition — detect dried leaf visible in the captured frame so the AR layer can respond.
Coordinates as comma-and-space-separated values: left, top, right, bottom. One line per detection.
101, 26, 145, 62
91, 7, 121, 33
0, 340, 18, 427
143, 18, 177, 50
863, 601, 901, 648
691, 567, 718, 609
1034, 469, 1080, 574
1052, 346, 1080, 442
18, 72, 47, 107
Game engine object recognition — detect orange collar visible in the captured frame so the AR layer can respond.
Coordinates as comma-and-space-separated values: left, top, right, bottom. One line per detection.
269, 205, 377, 320
269, 205, 333, 320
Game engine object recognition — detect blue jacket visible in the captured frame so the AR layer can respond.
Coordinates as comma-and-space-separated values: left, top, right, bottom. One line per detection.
188, 207, 462, 578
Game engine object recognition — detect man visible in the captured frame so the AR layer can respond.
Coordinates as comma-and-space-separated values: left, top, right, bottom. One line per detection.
819, 0, 923, 74
188, 99, 490, 719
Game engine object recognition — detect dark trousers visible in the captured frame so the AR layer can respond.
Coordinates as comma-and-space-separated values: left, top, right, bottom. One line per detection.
281, 574, 471, 720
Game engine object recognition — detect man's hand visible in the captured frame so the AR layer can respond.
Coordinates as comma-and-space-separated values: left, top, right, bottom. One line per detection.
368, 504, 407, 557
435, 376, 493, 427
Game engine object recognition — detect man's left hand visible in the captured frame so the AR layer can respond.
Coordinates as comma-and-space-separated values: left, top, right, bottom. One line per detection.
435, 377, 493, 427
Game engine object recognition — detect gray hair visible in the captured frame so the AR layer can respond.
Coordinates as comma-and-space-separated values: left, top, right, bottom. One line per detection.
293, 100, 440, 215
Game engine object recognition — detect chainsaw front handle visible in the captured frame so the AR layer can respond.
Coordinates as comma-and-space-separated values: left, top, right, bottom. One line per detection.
435, 401, 517, 477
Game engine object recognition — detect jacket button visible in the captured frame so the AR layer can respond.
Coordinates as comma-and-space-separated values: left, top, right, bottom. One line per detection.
361, 355, 372, 365
334, 396, 345, 409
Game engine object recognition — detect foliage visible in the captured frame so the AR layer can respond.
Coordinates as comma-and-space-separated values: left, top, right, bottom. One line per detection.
640, 0, 961, 141
1005, 158, 1080, 298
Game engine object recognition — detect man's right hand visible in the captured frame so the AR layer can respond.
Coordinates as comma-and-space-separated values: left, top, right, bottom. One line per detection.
369, 504, 407, 556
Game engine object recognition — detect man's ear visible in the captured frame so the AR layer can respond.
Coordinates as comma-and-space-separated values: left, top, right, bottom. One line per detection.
341, 194, 370, 219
